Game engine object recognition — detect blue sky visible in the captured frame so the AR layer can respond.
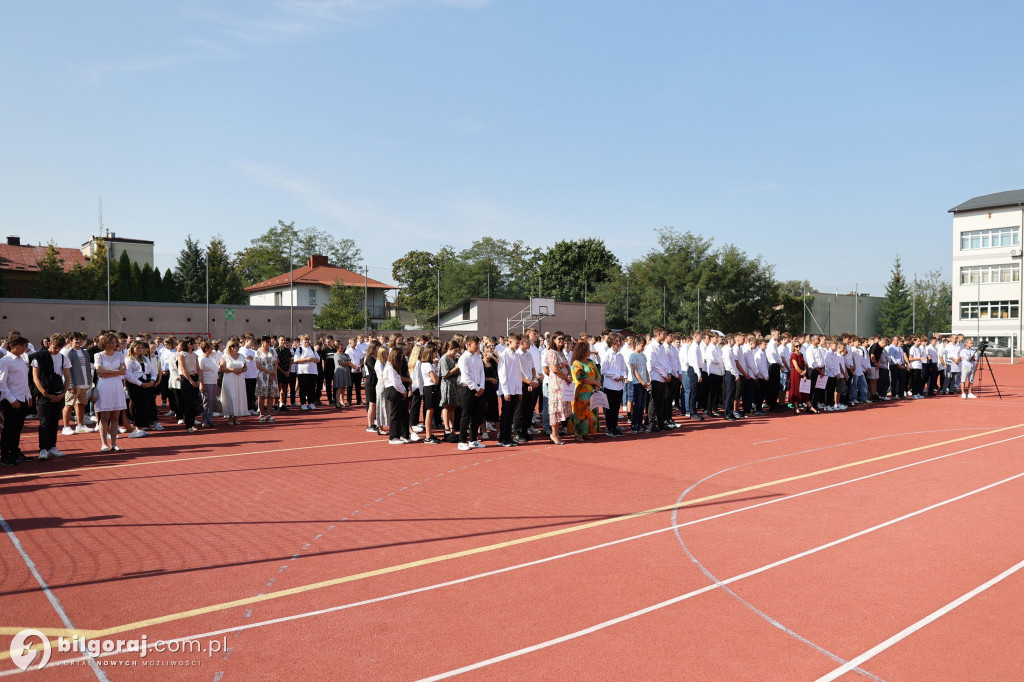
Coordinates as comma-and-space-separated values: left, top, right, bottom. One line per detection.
4, 1, 1024, 295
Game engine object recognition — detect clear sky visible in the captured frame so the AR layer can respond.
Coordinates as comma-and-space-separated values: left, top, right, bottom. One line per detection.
4, 1, 1024, 295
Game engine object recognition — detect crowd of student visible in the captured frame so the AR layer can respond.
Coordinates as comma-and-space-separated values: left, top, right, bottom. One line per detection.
0, 326, 982, 466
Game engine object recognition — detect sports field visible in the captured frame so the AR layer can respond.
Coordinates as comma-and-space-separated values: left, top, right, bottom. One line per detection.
2, 366, 1023, 680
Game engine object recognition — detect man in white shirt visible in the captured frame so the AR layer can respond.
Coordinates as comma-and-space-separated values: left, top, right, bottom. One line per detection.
497, 334, 524, 447
514, 335, 540, 442
456, 335, 486, 449
765, 329, 784, 412
803, 335, 826, 409
925, 337, 942, 396
647, 327, 672, 431
705, 334, 725, 417
685, 331, 704, 421
601, 333, 627, 437
0, 336, 33, 466
527, 330, 548, 433
665, 333, 682, 427
722, 334, 742, 421
677, 335, 691, 416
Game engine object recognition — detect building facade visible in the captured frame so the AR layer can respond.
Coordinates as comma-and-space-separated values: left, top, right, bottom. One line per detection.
245, 255, 397, 322
429, 297, 607, 338
82, 233, 155, 267
949, 190, 1024, 351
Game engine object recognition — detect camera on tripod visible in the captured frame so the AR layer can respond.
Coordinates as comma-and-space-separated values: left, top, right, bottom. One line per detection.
977, 341, 990, 354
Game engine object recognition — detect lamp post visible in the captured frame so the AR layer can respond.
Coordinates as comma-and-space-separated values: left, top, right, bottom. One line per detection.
1013, 249, 1023, 358
288, 244, 294, 338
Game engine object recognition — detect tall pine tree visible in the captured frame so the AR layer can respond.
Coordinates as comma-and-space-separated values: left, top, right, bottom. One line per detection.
207, 236, 247, 304
174, 235, 207, 303
33, 243, 68, 299
112, 250, 133, 300
161, 269, 179, 302
877, 256, 913, 336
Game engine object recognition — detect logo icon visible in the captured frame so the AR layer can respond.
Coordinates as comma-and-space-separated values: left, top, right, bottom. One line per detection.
10, 630, 51, 671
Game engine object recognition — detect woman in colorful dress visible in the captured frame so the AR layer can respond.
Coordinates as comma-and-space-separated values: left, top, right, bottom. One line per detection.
569, 339, 600, 441
254, 334, 280, 422
545, 332, 571, 446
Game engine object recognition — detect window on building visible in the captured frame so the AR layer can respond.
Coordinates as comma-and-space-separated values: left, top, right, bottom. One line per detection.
309, 289, 317, 306
959, 300, 1020, 320
960, 226, 1020, 251
462, 301, 471, 320
960, 263, 1021, 285
274, 291, 282, 306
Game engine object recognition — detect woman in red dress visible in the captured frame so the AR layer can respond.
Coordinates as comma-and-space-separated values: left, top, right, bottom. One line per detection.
789, 349, 816, 414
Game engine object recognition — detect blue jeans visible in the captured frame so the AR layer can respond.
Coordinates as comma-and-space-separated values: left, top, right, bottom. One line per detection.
681, 371, 692, 415
540, 384, 550, 431
630, 383, 648, 429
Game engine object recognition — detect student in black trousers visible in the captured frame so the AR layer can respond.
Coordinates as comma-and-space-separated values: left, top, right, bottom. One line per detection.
383, 347, 411, 443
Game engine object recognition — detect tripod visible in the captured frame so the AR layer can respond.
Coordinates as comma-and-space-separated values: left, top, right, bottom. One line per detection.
973, 348, 1003, 400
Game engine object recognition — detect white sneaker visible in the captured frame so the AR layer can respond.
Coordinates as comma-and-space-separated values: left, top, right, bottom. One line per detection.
301, 404, 309, 411
47, 448, 65, 458
163, 411, 175, 417
825, 406, 835, 412
837, 404, 847, 411
457, 442, 472, 451
38, 449, 49, 461
127, 430, 147, 438
309, 404, 317, 410
388, 438, 405, 445
412, 425, 424, 433
118, 427, 127, 434
75, 425, 93, 434
968, 393, 977, 399
408, 432, 421, 442
479, 432, 489, 441
62, 426, 76, 436
470, 440, 486, 448
213, 412, 222, 417
151, 423, 164, 431
177, 419, 185, 425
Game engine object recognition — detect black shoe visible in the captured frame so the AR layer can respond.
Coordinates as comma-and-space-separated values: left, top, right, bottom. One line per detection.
497, 441, 515, 447
0, 460, 16, 467
424, 437, 441, 444
723, 415, 737, 422
14, 455, 28, 463
689, 414, 704, 421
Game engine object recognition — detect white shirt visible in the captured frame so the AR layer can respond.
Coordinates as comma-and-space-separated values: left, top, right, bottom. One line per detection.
740, 343, 757, 377
31, 351, 70, 377
419, 361, 436, 387
824, 350, 842, 378
348, 345, 364, 370
243, 347, 259, 379
498, 347, 523, 397
803, 344, 825, 370
457, 351, 485, 392
667, 343, 681, 378
528, 344, 544, 380
648, 340, 671, 382
753, 348, 769, 379
517, 348, 536, 383
909, 345, 924, 370
766, 339, 783, 366
678, 341, 690, 372
295, 346, 319, 375
382, 362, 406, 394
706, 343, 724, 376
0, 353, 32, 402
723, 345, 740, 377
199, 355, 221, 385
686, 341, 703, 375
959, 348, 977, 369
601, 348, 626, 390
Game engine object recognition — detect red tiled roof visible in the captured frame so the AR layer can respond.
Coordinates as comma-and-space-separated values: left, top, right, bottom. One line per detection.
245, 263, 397, 293
0, 244, 88, 273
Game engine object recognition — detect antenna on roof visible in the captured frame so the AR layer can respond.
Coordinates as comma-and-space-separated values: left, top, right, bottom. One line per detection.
98, 196, 106, 238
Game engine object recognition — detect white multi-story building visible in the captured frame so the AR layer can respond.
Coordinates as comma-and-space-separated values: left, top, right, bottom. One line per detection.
949, 190, 1024, 350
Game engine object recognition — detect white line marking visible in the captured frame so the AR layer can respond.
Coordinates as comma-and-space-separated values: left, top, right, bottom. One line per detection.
417, 469, 1024, 680
753, 438, 787, 445
12, 435, 1017, 676
815, 557, 1024, 681
0, 512, 110, 682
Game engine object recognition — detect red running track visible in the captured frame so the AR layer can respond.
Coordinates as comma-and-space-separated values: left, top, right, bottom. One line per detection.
2, 368, 1024, 680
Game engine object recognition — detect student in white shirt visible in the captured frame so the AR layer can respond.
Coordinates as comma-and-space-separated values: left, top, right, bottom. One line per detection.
456, 335, 486, 450
382, 346, 413, 443
601, 333, 627, 437
293, 335, 320, 410
497, 334, 524, 446
959, 339, 978, 399
0, 336, 32, 466
347, 338, 364, 405
417, 344, 441, 444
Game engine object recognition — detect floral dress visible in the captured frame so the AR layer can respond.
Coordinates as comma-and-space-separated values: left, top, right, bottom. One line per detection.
570, 359, 598, 436
546, 348, 570, 424
254, 348, 279, 398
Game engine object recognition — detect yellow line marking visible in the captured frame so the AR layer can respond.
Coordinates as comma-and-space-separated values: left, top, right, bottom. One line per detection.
0, 439, 383, 482
0, 627, 95, 638
0, 421, 1017, 661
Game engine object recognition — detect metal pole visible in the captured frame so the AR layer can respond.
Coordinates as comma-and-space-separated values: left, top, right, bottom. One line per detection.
912, 273, 916, 334
538, 275, 541, 298
584, 278, 588, 334
105, 234, 111, 328
697, 285, 701, 330
487, 266, 490, 338
855, 283, 858, 335
364, 265, 369, 331
977, 280, 981, 339
206, 247, 210, 336
662, 286, 666, 326
436, 265, 441, 335
289, 245, 294, 338
625, 278, 629, 326
802, 282, 806, 334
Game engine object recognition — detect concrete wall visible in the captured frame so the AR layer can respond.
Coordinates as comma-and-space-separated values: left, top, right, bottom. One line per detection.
437, 298, 607, 338
805, 293, 882, 337
1, 298, 316, 342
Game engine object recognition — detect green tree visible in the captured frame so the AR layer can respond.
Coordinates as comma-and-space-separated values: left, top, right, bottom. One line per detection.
33, 243, 68, 299
537, 238, 619, 303
911, 268, 953, 335
148, 266, 163, 302
877, 256, 913, 336
130, 261, 144, 301
140, 262, 155, 301
161, 268, 179, 302
207, 236, 247, 304
66, 237, 109, 300
112, 250, 133, 300
174, 235, 207, 303
391, 247, 457, 323
314, 283, 369, 329
234, 220, 362, 285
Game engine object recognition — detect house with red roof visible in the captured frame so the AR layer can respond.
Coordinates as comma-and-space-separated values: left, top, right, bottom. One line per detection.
0, 235, 89, 297
245, 255, 398, 321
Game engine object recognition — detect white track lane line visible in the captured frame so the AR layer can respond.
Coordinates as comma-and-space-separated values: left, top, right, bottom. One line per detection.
416, 470, 1024, 681
816, 557, 1024, 681
4, 434, 1020, 677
